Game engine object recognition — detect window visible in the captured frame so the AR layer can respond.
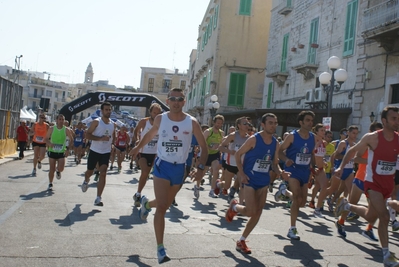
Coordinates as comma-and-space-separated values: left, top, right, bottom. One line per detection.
55, 92, 59, 99
214, 5, 219, 29
197, 40, 200, 59
33, 88, 38, 98
228, 73, 246, 107
32, 101, 36, 109
343, 0, 358, 57
148, 78, 154, 92
189, 90, 192, 100
285, 84, 289, 95
209, 16, 213, 38
162, 79, 171, 93
267, 82, 273, 108
307, 17, 319, 64
391, 84, 399, 104
287, 0, 292, 7
239, 0, 252, 16
180, 80, 186, 90
202, 32, 206, 51
46, 90, 52, 97
281, 33, 289, 72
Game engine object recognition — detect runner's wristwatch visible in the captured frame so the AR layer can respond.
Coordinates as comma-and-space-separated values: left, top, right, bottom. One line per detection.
197, 164, 205, 170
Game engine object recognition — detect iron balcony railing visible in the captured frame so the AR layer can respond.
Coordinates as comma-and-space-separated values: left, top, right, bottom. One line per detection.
363, 0, 399, 32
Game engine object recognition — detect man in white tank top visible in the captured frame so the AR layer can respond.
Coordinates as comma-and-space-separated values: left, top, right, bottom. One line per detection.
131, 103, 162, 207
81, 102, 116, 207
129, 88, 208, 264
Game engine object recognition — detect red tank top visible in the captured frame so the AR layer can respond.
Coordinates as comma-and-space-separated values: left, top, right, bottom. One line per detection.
365, 130, 399, 183
115, 132, 127, 147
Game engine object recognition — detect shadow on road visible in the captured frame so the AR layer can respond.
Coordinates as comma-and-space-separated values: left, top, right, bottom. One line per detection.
274, 237, 324, 266
109, 208, 149, 230
166, 205, 190, 222
9, 174, 34, 179
20, 190, 53, 199
222, 250, 266, 266
126, 254, 152, 266
54, 204, 101, 226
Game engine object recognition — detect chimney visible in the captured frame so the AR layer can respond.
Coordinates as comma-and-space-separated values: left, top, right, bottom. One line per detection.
175, 69, 179, 74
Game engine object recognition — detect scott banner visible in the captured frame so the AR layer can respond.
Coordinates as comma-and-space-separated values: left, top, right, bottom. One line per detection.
59, 91, 169, 122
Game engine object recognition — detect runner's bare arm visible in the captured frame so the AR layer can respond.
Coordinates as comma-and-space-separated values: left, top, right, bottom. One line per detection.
44, 127, 54, 147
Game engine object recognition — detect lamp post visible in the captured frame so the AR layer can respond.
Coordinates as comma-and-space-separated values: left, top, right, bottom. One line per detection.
319, 56, 348, 117
208, 94, 220, 122
369, 112, 375, 123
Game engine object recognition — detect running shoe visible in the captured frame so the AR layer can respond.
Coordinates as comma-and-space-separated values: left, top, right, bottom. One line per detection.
392, 220, 399, 232
133, 193, 141, 207
193, 185, 200, 199
287, 228, 300, 240
362, 229, 378, 242
335, 197, 349, 217
269, 182, 274, 193
214, 179, 221, 195
307, 178, 314, 189
139, 195, 151, 221
110, 165, 113, 171
130, 162, 133, 170
222, 188, 228, 196
56, 171, 61, 180
157, 247, 170, 264
32, 169, 37, 177
209, 190, 218, 198
313, 209, 323, 218
227, 187, 236, 204
200, 178, 205, 186
118, 167, 121, 174
47, 183, 53, 191
335, 220, 347, 238
171, 199, 178, 206
236, 240, 251, 254
383, 252, 399, 267
347, 211, 359, 221
38, 161, 42, 169
309, 200, 315, 209
94, 196, 103, 206
81, 180, 89, 192
274, 183, 287, 202
225, 199, 238, 222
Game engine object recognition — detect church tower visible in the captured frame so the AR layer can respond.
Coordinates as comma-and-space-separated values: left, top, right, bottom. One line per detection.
84, 63, 94, 83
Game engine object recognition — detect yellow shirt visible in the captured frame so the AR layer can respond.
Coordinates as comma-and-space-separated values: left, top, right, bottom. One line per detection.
324, 142, 335, 173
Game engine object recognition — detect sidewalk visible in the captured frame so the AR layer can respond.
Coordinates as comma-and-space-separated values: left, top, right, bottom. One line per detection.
0, 149, 34, 166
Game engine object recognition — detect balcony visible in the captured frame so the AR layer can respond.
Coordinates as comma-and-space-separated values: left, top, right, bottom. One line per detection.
292, 63, 319, 80
28, 94, 42, 99
266, 65, 289, 86
362, 0, 399, 51
278, 0, 293, 16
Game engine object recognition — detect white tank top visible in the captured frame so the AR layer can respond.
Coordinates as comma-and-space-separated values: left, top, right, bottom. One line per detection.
140, 119, 158, 154
90, 118, 114, 154
157, 112, 193, 164
226, 132, 249, 167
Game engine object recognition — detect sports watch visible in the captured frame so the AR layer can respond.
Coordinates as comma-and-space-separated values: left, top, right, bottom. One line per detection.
197, 163, 205, 170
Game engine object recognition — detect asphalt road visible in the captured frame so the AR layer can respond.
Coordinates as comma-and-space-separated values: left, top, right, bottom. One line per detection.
0, 154, 398, 266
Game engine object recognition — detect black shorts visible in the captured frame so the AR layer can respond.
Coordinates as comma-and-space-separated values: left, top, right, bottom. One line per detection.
32, 141, 46, 148
47, 151, 65, 159
87, 150, 111, 171
115, 146, 126, 152
221, 159, 227, 169
224, 163, 239, 174
139, 153, 156, 167
206, 153, 220, 166
395, 170, 399, 185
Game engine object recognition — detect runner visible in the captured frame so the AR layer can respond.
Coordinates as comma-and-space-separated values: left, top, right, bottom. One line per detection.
129, 88, 208, 264
44, 114, 74, 191
225, 113, 288, 254
334, 106, 399, 266
113, 125, 130, 173
204, 114, 224, 198
29, 114, 50, 176
16, 120, 29, 160
132, 103, 163, 207
81, 102, 116, 207
74, 122, 85, 165
275, 110, 316, 240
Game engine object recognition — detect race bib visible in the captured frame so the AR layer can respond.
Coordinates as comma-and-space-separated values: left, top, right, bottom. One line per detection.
148, 140, 157, 147
376, 160, 396, 175
53, 144, 63, 152
162, 141, 182, 154
396, 156, 399, 170
75, 137, 82, 142
35, 136, 44, 142
295, 153, 311, 165
252, 159, 271, 173
119, 141, 126, 146
344, 159, 354, 169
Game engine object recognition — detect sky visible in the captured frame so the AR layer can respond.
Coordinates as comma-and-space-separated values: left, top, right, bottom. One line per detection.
0, 0, 210, 88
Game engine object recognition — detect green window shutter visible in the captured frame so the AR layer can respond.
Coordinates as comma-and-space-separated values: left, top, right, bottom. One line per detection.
197, 41, 200, 59
207, 69, 212, 95
209, 16, 213, 37
228, 73, 246, 107
202, 33, 205, 51
239, 0, 252, 16
189, 91, 192, 100
281, 33, 289, 72
267, 82, 273, 108
307, 17, 319, 64
214, 5, 219, 29
343, 0, 358, 57
287, 0, 292, 7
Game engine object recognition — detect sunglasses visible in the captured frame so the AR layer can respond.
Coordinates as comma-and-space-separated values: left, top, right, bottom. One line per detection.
168, 96, 185, 102
340, 132, 347, 135
40, 117, 46, 119
242, 122, 249, 125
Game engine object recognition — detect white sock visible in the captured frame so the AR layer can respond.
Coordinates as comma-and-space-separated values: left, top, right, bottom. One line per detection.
344, 203, 351, 211
282, 188, 287, 195
382, 247, 390, 259
135, 192, 141, 197
239, 236, 246, 241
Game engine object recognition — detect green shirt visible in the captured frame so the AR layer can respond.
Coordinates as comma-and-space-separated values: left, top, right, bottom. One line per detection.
48, 126, 67, 153
206, 128, 223, 154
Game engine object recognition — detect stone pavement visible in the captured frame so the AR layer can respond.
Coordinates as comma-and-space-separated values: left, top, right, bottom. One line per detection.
0, 154, 398, 266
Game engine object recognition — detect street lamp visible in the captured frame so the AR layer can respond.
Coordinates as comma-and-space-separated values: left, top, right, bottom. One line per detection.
369, 112, 375, 123
208, 94, 220, 119
319, 56, 348, 117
